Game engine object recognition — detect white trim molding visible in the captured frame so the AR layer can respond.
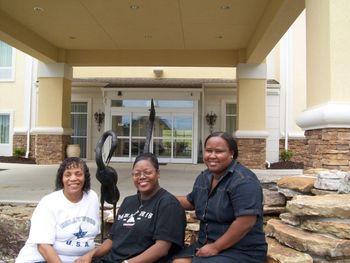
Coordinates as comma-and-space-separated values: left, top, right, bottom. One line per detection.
236, 64, 267, 79
37, 62, 73, 80
234, 130, 269, 139
31, 127, 73, 135
297, 102, 350, 130
13, 128, 28, 135
280, 131, 305, 139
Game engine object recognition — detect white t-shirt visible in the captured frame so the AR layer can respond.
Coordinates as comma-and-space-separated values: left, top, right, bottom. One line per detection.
16, 189, 100, 263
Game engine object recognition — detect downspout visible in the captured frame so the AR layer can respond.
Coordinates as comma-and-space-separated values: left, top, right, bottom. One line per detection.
25, 57, 37, 158
282, 31, 292, 151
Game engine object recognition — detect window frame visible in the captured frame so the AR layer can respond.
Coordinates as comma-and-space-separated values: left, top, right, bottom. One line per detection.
221, 100, 237, 135
0, 41, 16, 82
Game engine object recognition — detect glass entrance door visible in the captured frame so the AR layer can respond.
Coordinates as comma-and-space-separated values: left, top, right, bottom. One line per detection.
110, 99, 195, 163
111, 113, 193, 163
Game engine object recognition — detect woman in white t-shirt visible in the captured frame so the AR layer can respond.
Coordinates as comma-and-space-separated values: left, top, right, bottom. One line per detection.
16, 157, 100, 263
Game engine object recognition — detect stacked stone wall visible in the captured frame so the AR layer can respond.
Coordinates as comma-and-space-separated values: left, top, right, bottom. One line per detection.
34, 134, 71, 164
305, 128, 350, 171
13, 135, 36, 158
237, 138, 266, 169
279, 138, 307, 164
266, 170, 350, 262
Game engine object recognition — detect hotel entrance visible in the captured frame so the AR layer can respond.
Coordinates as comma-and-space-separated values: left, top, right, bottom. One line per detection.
109, 99, 197, 163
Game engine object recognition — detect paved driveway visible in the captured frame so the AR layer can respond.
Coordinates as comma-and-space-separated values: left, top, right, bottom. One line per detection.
0, 162, 205, 205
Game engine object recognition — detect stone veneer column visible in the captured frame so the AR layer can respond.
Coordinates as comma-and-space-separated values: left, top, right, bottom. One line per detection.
236, 64, 268, 169
33, 62, 73, 164
297, 1, 350, 171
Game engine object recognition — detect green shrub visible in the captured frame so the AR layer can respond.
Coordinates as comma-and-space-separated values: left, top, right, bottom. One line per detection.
13, 147, 25, 157
280, 149, 293, 162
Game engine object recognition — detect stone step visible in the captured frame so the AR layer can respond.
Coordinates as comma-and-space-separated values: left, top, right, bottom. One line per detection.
265, 219, 350, 259
277, 176, 316, 193
287, 194, 350, 219
266, 237, 313, 263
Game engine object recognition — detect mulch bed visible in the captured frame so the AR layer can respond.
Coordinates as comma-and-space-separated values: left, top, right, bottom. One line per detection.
268, 160, 304, 169
0, 156, 36, 164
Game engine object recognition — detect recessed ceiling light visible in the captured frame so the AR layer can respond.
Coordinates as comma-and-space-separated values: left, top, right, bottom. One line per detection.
130, 5, 140, 10
220, 5, 230, 10
33, 6, 44, 13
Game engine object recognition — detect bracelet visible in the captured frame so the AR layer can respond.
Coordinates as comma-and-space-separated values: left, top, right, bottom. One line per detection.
123, 260, 128, 263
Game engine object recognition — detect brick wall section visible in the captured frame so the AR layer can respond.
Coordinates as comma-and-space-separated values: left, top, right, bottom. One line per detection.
34, 134, 71, 164
279, 138, 307, 163
305, 128, 350, 171
237, 138, 266, 169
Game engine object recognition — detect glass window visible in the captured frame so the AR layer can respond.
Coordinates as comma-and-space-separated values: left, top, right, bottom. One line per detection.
112, 115, 131, 157
71, 102, 88, 158
110, 99, 194, 161
225, 103, 237, 135
111, 99, 193, 109
0, 114, 10, 144
0, 41, 14, 81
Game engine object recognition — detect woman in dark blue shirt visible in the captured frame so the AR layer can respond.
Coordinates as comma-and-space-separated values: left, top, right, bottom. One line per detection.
173, 132, 267, 263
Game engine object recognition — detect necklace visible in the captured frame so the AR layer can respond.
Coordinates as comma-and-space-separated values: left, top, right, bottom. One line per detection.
213, 173, 222, 180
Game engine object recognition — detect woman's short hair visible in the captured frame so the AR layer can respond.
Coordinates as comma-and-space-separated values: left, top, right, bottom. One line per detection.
204, 131, 238, 159
133, 152, 159, 170
55, 157, 91, 192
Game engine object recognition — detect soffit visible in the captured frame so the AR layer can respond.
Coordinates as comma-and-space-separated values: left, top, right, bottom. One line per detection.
0, 0, 304, 66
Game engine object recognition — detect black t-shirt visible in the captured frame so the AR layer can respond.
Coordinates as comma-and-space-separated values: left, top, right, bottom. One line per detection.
96, 188, 186, 263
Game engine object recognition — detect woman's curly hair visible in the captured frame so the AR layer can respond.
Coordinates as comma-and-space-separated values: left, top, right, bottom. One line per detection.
55, 157, 91, 193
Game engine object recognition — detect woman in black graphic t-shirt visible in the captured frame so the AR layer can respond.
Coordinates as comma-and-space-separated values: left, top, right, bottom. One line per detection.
75, 152, 186, 263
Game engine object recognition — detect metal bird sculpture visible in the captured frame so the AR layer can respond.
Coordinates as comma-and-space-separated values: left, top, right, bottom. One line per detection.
95, 130, 120, 241
143, 99, 156, 153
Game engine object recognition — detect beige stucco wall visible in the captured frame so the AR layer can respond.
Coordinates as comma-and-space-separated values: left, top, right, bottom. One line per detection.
37, 77, 71, 128
0, 49, 26, 128
74, 66, 236, 79
307, 0, 350, 107
203, 86, 235, 139
237, 79, 266, 130
290, 11, 306, 132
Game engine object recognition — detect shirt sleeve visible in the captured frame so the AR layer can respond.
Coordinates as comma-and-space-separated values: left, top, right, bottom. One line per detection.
153, 197, 186, 248
229, 177, 263, 218
26, 196, 57, 244
186, 172, 204, 205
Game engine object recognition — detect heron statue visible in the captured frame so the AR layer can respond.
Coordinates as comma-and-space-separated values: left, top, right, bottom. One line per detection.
143, 98, 156, 153
95, 130, 120, 241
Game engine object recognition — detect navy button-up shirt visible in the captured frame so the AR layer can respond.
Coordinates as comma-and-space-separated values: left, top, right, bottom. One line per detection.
187, 160, 267, 252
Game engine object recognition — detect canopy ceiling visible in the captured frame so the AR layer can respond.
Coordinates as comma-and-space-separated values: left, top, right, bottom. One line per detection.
0, 0, 304, 67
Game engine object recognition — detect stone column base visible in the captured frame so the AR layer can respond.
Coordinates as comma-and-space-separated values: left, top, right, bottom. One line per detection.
305, 128, 350, 171
13, 134, 70, 164
34, 134, 71, 164
237, 138, 266, 169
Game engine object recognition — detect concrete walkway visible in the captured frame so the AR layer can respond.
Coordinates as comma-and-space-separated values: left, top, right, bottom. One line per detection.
0, 161, 303, 206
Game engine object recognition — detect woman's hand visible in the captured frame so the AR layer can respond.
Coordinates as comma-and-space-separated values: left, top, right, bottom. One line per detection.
195, 243, 220, 257
73, 252, 93, 263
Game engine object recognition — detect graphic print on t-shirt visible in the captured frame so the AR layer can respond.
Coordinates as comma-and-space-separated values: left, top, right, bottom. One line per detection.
119, 208, 154, 227
73, 226, 87, 239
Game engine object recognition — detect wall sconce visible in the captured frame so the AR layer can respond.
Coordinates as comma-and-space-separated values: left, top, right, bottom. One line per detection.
94, 111, 105, 132
206, 111, 217, 134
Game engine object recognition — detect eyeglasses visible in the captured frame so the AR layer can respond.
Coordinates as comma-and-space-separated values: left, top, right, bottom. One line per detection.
131, 170, 155, 178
